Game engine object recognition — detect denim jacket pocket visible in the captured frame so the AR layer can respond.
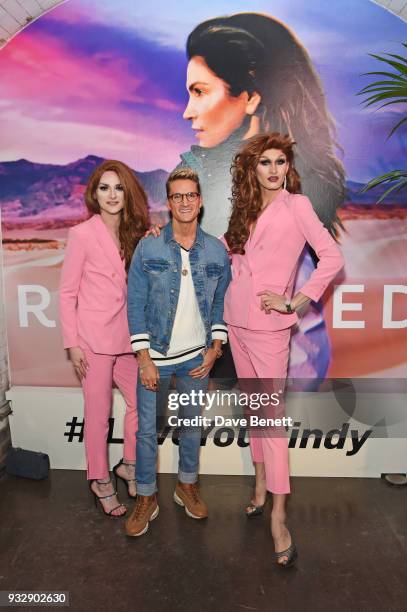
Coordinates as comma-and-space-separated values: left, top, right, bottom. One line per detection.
205, 263, 223, 279
143, 259, 171, 275
204, 263, 224, 305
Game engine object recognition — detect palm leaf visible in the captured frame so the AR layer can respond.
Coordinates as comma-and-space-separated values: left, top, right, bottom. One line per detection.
388, 115, 407, 138
360, 80, 407, 90
368, 54, 407, 74
362, 71, 406, 83
385, 52, 407, 65
358, 44, 407, 202
358, 45, 407, 138
361, 170, 407, 204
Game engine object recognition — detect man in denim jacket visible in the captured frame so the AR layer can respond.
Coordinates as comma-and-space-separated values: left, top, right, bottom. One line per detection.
125, 168, 231, 537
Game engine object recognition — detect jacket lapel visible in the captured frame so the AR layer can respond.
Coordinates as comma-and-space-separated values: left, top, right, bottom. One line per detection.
90, 215, 126, 283
250, 190, 288, 250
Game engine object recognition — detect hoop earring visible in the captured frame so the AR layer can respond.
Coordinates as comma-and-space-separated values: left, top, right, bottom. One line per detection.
283, 175, 287, 190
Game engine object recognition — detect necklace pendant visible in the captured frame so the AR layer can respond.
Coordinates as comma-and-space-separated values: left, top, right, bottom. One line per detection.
182, 269, 188, 276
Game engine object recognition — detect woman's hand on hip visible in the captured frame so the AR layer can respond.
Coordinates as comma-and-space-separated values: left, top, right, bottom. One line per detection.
257, 290, 287, 314
68, 346, 89, 381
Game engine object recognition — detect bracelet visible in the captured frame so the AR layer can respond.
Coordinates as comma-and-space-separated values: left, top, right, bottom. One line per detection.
211, 346, 223, 359
202, 347, 223, 359
138, 361, 152, 371
285, 299, 295, 314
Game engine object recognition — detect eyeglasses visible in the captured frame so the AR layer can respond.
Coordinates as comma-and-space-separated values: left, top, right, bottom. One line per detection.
168, 192, 200, 204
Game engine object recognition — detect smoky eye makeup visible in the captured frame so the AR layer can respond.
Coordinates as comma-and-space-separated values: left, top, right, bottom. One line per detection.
259, 157, 287, 166
98, 183, 124, 191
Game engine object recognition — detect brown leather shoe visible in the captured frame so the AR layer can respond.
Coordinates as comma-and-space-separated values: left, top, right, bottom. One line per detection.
124, 494, 159, 537
173, 481, 208, 519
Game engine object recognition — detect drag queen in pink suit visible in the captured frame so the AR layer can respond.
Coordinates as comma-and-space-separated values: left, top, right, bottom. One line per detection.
223, 133, 344, 566
59, 160, 149, 516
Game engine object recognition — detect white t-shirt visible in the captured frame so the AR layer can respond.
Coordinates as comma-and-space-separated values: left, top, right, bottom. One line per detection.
149, 247, 206, 366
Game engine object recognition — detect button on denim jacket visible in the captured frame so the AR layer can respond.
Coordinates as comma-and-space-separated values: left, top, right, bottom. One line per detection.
127, 223, 231, 354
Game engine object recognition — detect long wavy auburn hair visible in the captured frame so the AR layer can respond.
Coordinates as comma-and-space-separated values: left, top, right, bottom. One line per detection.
224, 133, 301, 254
85, 160, 149, 271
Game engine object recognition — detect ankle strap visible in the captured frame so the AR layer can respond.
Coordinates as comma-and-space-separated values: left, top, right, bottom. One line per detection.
96, 478, 112, 485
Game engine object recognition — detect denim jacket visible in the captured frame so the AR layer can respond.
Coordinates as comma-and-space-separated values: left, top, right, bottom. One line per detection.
127, 222, 231, 354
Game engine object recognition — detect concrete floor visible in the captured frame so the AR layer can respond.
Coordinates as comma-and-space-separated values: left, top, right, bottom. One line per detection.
0, 472, 406, 611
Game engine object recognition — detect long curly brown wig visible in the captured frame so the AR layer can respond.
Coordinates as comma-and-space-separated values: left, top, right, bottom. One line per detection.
225, 133, 300, 254
85, 160, 149, 271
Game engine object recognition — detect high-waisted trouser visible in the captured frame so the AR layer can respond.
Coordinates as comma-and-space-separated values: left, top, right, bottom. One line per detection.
81, 350, 138, 480
228, 325, 291, 494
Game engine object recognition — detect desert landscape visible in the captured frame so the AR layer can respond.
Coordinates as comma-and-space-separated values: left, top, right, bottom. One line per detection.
1, 156, 406, 385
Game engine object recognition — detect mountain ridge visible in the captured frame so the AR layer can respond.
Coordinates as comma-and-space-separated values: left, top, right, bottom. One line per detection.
1, 156, 405, 230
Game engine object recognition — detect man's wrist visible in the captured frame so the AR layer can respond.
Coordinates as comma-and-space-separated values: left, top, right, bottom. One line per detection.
210, 342, 223, 359
139, 361, 154, 372
136, 349, 152, 366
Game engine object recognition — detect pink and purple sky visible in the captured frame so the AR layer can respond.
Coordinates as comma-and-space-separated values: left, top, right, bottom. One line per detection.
0, 0, 406, 181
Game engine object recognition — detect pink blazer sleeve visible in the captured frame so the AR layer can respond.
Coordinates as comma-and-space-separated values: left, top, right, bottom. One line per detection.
59, 228, 86, 349
293, 196, 344, 302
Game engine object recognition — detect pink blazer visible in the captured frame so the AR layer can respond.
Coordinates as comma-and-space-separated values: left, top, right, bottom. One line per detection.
223, 190, 344, 331
59, 214, 132, 354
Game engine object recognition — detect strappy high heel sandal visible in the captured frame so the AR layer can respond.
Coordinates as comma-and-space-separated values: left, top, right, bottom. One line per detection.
275, 540, 298, 568
112, 459, 137, 499
89, 479, 127, 517
245, 501, 265, 518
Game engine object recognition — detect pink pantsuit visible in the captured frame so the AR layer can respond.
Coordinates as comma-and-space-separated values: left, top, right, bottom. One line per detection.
224, 190, 344, 493
59, 214, 138, 480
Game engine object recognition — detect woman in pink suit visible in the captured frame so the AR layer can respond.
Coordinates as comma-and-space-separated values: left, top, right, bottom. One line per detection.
59, 160, 149, 516
223, 133, 344, 566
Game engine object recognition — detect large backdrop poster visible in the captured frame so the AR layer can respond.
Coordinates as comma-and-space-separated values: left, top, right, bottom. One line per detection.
1, 0, 406, 387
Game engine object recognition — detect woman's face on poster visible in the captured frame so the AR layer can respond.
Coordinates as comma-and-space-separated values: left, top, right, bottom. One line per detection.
183, 55, 252, 148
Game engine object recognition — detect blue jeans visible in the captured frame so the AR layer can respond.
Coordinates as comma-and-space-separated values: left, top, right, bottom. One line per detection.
136, 354, 209, 496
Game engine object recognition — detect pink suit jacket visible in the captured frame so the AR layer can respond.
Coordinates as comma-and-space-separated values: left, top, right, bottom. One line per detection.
59, 214, 132, 354
223, 189, 344, 331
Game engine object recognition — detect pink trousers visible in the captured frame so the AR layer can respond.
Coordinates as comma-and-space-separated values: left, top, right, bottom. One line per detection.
81, 349, 138, 480
228, 325, 291, 494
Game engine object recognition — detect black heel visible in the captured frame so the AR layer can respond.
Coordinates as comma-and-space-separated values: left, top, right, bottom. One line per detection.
89, 479, 127, 518
112, 459, 137, 499
275, 541, 298, 568
91, 485, 97, 508
245, 501, 265, 518
245, 491, 267, 518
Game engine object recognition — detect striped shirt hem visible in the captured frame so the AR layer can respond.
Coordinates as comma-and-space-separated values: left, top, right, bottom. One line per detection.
150, 344, 205, 366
